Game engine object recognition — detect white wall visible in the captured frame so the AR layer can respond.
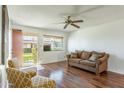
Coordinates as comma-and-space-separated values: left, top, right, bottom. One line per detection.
68, 19, 124, 74
11, 25, 68, 64
0, 5, 2, 64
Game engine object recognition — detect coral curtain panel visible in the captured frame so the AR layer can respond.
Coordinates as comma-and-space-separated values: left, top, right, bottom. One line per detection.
12, 29, 23, 66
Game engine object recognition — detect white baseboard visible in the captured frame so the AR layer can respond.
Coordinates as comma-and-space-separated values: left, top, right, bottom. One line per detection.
108, 69, 124, 75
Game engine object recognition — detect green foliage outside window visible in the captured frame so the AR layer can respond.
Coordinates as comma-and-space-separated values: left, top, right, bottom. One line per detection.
23, 48, 37, 64
32, 48, 37, 63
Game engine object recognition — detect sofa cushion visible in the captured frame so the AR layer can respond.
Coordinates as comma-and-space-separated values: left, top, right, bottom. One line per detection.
70, 52, 78, 58
80, 60, 96, 67
80, 51, 91, 60
69, 58, 82, 63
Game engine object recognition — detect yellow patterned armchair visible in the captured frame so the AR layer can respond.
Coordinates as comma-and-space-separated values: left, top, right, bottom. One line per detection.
6, 68, 56, 88
8, 60, 36, 78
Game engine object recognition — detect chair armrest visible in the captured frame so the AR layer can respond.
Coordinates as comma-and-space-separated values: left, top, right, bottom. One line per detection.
26, 71, 37, 78
20, 66, 37, 78
20, 66, 37, 72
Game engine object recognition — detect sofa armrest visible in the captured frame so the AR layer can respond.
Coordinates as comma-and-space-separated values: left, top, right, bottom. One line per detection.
66, 54, 71, 59
97, 54, 109, 64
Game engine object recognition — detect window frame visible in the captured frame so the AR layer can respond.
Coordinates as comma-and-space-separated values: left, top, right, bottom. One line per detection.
43, 35, 64, 52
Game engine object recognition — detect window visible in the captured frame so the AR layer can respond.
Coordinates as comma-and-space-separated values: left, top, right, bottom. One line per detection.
43, 35, 63, 51
23, 36, 37, 54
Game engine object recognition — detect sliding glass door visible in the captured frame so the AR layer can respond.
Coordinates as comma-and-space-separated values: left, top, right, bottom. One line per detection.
23, 36, 38, 66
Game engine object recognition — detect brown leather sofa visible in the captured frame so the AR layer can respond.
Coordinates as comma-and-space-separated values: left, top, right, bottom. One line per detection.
66, 50, 109, 75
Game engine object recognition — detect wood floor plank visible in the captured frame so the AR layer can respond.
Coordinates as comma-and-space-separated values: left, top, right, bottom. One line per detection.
38, 61, 124, 88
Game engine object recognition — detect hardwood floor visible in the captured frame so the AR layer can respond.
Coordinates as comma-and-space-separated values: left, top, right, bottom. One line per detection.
38, 61, 124, 88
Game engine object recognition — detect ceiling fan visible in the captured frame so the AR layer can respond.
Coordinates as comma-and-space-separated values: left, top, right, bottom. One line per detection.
59, 6, 103, 29
62, 16, 83, 29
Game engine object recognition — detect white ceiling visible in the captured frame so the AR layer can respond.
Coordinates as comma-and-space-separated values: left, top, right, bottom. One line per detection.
8, 5, 124, 32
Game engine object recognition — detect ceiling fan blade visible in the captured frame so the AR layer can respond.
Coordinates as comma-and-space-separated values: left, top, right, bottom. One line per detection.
64, 23, 69, 29
71, 23, 80, 28
72, 20, 84, 23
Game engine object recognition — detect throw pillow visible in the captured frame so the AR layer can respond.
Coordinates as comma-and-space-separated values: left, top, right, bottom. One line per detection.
91, 51, 105, 59
70, 52, 78, 58
75, 50, 83, 58
89, 53, 99, 61
80, 51, 91, 60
